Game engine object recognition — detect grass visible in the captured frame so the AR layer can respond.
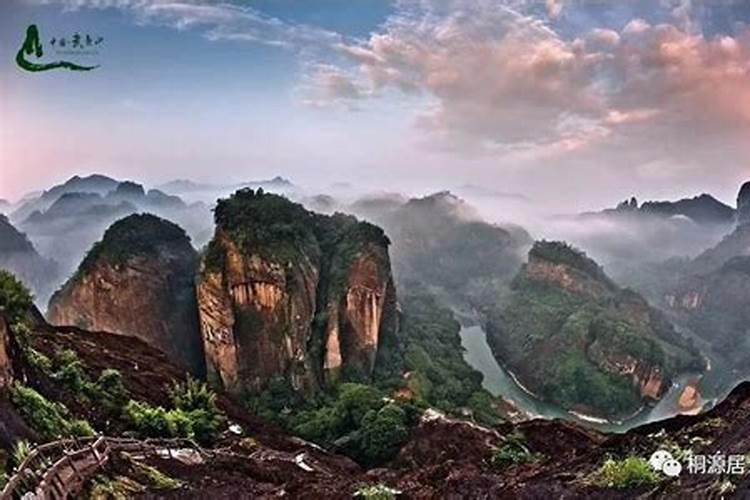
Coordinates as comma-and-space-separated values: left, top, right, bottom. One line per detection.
491, 431, 543, 469
10, 383, 95, 440
591, 457, 661, 489
89, 476, 144, 500
11, 440, 32, 468
133, 462, 182, 491
353, 483, 401, 499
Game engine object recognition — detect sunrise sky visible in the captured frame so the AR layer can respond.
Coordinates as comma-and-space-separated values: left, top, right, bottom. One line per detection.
2, 0, 750, 211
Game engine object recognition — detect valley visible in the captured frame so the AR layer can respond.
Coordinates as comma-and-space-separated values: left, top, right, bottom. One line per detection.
1, 176, 750, 498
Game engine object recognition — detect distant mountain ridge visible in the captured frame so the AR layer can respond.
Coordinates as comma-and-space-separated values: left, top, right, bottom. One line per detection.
0, 215, 60, 305
158, 176, 295, 195
585, 193, 735, 225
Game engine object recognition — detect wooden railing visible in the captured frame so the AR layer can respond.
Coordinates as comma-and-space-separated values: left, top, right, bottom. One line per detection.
1, 436, 211, 500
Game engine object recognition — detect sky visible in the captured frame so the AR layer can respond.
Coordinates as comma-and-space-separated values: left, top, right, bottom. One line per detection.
1, 0, 750, 211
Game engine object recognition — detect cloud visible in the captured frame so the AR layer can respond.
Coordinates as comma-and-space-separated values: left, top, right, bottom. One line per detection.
301, 64, 369, 109
308, 0, 750, 169
30, 0, 341, 49
546, 0, 564, 19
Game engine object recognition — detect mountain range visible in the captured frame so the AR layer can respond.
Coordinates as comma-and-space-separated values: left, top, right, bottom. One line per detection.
2, 176, 750, 498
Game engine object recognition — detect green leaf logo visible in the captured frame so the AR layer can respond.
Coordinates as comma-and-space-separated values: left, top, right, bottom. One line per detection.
16, 25, 99, 72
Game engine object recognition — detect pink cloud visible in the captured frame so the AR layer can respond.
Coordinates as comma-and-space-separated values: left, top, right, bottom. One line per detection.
309, 1, 750, 166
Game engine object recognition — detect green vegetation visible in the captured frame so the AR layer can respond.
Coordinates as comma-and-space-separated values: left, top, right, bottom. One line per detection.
89, 462, 181, 499
11, 440, 32, 468
591, 457, 661, 489
485, 243, 703, 419
0, 270, 33, 326
353, 483, 401, 499
287, 383, 417, 466
529, 240, 611, 284
207, 189, 389, 297
29, 348, 128, 416
247, 291, 502, 465
89, 476, 144, 499
10, 383, 94, 440
124, 378, 224, 445
250, 381, 417, 466
132, 462, 182, 490
553, 351, 640, 417
491, 431, 543, 469
390, 292, 500, 425
208, 188, 319, 268
77, 213, 191, 274
21, 344, 222, 445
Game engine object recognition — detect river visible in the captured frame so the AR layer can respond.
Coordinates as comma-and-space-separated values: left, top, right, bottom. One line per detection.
456, 314, 734, 432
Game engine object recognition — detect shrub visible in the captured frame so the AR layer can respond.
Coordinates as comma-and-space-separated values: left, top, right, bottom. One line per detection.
0, 270, 33, 326
78, 214, 190, 274
123, 400, 224, 445
133, 462, 182, 491
25, 348, 52, 372
67, 419, 95, 438
170, 377, 217, 413
11, 440, 32, 468
124, 401, 175, 438
592, 457, 661, 489
353, 483, 401, 500
491, 432, 542, 469
89, 476, 143, 499
11, 383, 94, 440
358, 404, 409, 465
96, 369, 128, 408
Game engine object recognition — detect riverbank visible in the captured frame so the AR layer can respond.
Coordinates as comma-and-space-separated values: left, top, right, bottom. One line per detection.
456, 314, 720, 433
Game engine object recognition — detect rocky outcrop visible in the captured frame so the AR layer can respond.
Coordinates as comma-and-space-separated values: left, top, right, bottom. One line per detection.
597, 193, 735, 226
738, 181, 750, 225
0, 316, 16, 388
198, 189, 398, 395
47, 214, 204, 375
199, 231, 319, 393
485, 241, 703, 419
586, 343, 666, 400
665, 256, 750, 371
678, 380, 702, 414
321, 242, 395, 382
526, 254, 613, 299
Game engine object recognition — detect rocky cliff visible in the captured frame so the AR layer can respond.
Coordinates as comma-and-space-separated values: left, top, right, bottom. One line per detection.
198, 189, 398, 395
738, 180, 750, 225
47, 214, 204, 374
666, 256, 750, 372
6, 264, 750, 498
485, 241, 704, 419
0, 315, 16, 389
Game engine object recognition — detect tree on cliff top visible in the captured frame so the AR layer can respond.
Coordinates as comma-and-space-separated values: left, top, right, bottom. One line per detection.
529, 240, 610, 283
78, 213, 193, 274
0, 270, 34, 326
208, 188, 388, 268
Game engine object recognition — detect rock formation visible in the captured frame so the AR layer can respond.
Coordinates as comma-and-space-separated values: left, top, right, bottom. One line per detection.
197, 189, 398, 395
738, 180, 750, 226
485, 241, 704, 419
666, 256, 750, 371
47, 214, 204, 374
0, 315, 16, 389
